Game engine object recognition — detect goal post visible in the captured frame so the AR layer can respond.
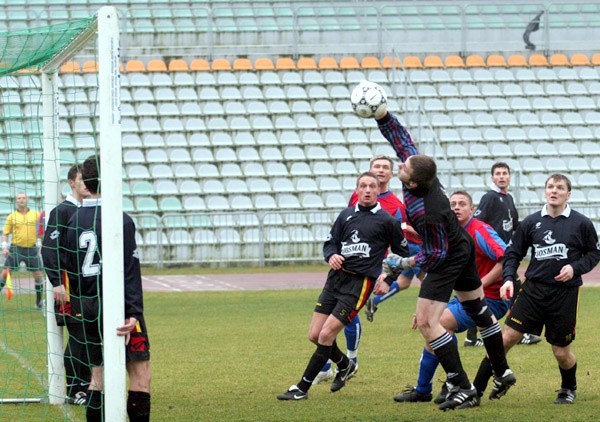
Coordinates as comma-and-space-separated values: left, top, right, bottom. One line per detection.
0, 6, 125, 420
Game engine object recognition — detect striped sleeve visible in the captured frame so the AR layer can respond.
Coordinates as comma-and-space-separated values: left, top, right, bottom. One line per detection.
413, 222, 449, 271
474, 225, 506, 262
377, 112, 419, 162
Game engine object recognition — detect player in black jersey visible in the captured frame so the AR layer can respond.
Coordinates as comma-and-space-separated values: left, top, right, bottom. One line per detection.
473, 174, 600, 404
277, 172, 408, 401
63, 156, 151, 422
41, 164, 91, 405
468, 162, 541, 347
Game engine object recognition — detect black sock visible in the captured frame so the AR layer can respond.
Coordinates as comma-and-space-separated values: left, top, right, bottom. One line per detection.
86, 390, 103, 422
466, 327, 478, 341
473, 356, 493, 396
559, 363, 577, 391
329, 340, 349, 370
480, 323, 509, 376
128, 390, 151, 422
297, 343, 333, 393
35, 284, 43, 304
430, 332, 470, 389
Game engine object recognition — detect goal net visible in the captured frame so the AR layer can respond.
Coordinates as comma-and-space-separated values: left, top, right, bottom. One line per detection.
0, 6, 125, 420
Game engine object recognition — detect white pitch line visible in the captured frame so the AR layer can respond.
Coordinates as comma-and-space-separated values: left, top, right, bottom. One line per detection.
0, 338, 75, 421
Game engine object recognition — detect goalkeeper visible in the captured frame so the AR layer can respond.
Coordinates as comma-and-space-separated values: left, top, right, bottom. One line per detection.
1, 192, 44, 308
41, 164, 91, 405
63, 155, 151, 422
371, 101, 514, 410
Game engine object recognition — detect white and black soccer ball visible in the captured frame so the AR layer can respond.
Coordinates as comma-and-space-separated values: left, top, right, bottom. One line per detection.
350, 81, 387, 119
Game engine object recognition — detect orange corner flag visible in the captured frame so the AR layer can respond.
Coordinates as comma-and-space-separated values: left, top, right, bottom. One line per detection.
6, 269, 13, 300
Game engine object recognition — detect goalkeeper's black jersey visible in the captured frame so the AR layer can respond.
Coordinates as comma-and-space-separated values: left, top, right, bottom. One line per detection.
323, 202, 408, 279
63, 198, 143, 320
41, 196, 79, 287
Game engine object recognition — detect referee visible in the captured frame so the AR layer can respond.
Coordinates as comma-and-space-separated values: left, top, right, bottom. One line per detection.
1, 192, 44, 308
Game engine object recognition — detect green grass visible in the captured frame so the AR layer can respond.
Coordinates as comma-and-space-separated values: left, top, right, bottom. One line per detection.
1, 286, 600, 421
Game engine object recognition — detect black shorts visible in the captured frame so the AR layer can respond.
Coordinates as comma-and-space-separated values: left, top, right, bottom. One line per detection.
505, 281, 579, 347
314, 269, 374, 325
5, 246, 42, 271
418, 238, 482, 303
74, 309, 151, 366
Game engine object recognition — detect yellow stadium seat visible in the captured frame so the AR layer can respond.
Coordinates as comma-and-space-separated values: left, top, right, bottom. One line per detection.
403, 56, 423, 69
570, 54, 591, 66
125, 60, 145, 73
168, 59, 189, 72
549, 54, 569, 66
528, 54, 549, 66
339, 57, 360, 69
275, 57, 296, 70
381, 56, 401, 69
60, 61, 81, 73
444, 55, 465, 68
212, 58, 232, 71
147, 59, 168, 72
255, 58, 274, 70
297, 57, 317, 70
318, 57, 338, 69
233, 58, 253, 71
423, 55, 443, 68
361, 56, 382, 69
486, 55, 507, 67
466, 54, 486, 67
190, 59, 210, 71
82, 61, 98, 73
507, 54, 527, 67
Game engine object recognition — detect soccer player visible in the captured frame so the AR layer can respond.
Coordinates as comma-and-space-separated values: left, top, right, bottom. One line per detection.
373, 106, 514, 411
41, 164, 91, 405
313, 155, 422, 385
394, 191, 509, 406
277, 172, 408, 400
472, 174, 600, 404
0, 192, 44, 308
63, 156, 151, 421
467, 162, 541, 347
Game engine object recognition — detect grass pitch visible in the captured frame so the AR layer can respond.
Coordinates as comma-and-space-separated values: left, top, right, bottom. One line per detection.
1, 286, 599, 421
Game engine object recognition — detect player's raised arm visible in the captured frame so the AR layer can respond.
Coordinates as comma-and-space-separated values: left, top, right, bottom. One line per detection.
376, 112, 419, 162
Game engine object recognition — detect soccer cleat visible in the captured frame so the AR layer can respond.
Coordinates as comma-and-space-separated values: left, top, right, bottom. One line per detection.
463, 338, 484, 347
35, 300, 44, 310
365, 298, 378, 322
489, 369, 516, 400
330, 360, 357, 393
66, 391, 88, 406
518, 333, 542, 345
393, 385, 432, 403
277, 385, 307, 401
554, 388, 576, 404
312, 368, 334, 385
439, 384, 478, 411
433, 382, 449, 404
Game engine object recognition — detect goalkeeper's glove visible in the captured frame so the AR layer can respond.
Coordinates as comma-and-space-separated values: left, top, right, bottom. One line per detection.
382, 254, 411, 278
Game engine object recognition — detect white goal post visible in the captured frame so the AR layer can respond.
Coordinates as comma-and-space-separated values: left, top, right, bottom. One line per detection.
38, 6, 125, 419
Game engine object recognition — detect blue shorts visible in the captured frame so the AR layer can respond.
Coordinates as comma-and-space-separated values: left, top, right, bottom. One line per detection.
401, 241, 422, 279
447, 296, 509, 333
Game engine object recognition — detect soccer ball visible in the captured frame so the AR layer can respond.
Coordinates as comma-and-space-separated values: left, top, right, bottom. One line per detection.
350, 81, 387, 119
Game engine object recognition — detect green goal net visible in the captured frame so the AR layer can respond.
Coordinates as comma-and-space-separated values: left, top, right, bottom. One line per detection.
0, 7, 124, 420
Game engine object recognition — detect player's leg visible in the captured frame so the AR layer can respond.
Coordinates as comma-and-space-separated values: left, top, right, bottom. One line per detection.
343, 315, 360, 367
547, 286, 578, 404
126, 316, 152, 421
86, 366, 104, 422
127, 360, 151, 422
65, 321, 91, 404
512, 277, 542, 345
279, 284, 336, 400
473, 324, 521, 397
29, 248, 45, 307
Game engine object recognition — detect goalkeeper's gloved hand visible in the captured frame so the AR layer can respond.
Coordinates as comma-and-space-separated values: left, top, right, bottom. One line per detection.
382, 254, 411, 278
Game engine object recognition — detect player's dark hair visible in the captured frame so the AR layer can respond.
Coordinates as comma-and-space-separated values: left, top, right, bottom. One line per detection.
82, 155, 100, 194
545, 173, 572, 192
67, 164, 80, 182
450, 190, 473, 205
356, 171, 380, 188
409, 155, 437, 187
491, 162, 510, 175
369, 155, 394, 170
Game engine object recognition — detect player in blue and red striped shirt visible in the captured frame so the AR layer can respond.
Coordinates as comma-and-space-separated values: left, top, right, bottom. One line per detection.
373, 108, 515, 410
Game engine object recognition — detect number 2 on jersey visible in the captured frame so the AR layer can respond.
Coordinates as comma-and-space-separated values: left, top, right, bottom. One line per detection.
80, 230, 100, 276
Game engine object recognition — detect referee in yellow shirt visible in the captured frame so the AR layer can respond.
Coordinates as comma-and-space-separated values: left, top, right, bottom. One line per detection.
1, 192, 45, 308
